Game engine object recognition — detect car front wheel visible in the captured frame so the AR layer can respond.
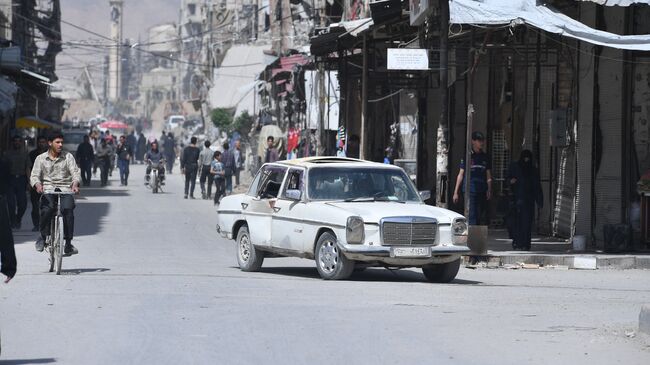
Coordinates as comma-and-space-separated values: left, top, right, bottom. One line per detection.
315, 232, 354, 280
236, 225, 264, 272
422, 258, 461, 283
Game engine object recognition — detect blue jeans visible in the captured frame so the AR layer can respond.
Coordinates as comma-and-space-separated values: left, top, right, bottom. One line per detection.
469, 192, 487, 225
224, 174, 233, 194
117, 159, 130, 185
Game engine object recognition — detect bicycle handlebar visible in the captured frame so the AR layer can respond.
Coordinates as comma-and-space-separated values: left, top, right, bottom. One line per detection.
43, 191, 76, 195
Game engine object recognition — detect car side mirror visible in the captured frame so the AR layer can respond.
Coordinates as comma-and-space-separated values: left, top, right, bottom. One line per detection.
419, 190, 431, 201
286, 189, 302, 201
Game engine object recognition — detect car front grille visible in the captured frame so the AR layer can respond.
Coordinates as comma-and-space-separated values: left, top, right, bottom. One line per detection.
381, 218, 437, 246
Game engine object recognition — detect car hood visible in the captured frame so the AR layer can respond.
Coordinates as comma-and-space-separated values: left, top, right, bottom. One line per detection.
323, 201, 462, 224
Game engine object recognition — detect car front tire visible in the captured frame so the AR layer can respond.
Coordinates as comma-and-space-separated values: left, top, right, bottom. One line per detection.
315, 232, 354, 280
422, 258, 461, 283
236, 226, 264, 272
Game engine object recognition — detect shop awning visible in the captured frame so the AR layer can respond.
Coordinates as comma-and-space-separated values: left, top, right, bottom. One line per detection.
270, 54, 311, 79
578, 0, 644, 5
310, 18, 374, 56
450, 0, 650, 50
15, 116, 59, 129
208, 45, 268, 116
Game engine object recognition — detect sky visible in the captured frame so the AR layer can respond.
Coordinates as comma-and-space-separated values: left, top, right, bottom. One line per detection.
57, 0, 180, 89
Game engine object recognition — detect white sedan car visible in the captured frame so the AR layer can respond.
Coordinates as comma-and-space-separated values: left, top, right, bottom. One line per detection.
217, 157, 470, 282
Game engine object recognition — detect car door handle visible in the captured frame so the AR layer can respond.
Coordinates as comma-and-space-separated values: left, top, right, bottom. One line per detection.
241, 203, 249, 210
273, 207, 281, 213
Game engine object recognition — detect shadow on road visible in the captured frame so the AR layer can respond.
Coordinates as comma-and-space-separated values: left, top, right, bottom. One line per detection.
0, 358, 57, 364
257, 266, 482, 284
74, 202, 110, 237
78, 187, 130, 198
61, 268, 110, 275
12, 202, 110, 245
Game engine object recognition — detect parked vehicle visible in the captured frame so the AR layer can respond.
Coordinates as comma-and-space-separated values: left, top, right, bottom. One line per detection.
62, 129, 88, 153
217, 157, 470, 282
166, 115, 185, 131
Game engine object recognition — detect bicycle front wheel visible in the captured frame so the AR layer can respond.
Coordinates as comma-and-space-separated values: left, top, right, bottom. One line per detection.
54, 216, 64, 275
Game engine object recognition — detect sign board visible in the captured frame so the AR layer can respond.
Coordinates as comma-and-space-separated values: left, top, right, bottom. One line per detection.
410, 0, 433, 26
387, 49, 429, 70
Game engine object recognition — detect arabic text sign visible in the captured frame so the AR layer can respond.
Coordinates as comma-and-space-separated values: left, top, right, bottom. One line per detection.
387, 49, 429, 71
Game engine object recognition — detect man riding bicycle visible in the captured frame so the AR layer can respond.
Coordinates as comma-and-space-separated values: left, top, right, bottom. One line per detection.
145, 141, 165, 186
30, 131, 81, 256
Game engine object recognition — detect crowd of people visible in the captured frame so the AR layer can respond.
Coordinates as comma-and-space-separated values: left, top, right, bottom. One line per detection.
179, 136, 245, 204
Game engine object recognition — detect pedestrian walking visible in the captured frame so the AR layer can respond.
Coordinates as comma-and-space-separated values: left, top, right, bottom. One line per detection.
234, 139, 244, 188
164, 132, 176, 174
136, 132, 146, 163
76, 135, 95, 187
29, 136, 48, 232
0, 158, 17, 283
452, 131, 492, 225
2, 136, 30, 229
264, 136, 279, 163
221, 142, 235, 195
116, 135, 133, 186
181, 137, 200, 199
107, 137, 116, 177
95, 139, 112, 187
507, 150, 543, 250
126, 131, 137, 164
210, 151, 225, 205
199, 141, 214, 199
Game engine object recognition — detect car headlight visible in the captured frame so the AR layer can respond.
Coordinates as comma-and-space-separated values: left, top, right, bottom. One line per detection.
346, 216, 365, 245
452, 218, 468, 236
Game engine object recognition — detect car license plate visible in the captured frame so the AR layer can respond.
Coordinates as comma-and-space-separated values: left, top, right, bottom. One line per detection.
391, 246, 431, 258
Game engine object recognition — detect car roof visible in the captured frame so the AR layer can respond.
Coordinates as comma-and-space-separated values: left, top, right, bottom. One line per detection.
275, 157, 400, 169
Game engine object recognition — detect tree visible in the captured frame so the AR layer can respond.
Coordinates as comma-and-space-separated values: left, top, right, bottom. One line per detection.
210, 108, 233, 132
233, 110, 254, 140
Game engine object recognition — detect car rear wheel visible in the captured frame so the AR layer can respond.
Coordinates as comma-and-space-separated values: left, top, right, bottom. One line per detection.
422, 258, 461, 283
236, 226, 264, 272
315, 232, 354, 280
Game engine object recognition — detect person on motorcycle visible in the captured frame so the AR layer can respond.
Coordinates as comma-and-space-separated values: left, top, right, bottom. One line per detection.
145, 141, 165, 186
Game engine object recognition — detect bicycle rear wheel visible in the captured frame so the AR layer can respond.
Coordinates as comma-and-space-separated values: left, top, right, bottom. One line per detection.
54, 216, 64, 275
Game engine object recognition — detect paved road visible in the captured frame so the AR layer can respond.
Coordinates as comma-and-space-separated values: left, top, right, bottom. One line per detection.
2, 164, 649, 364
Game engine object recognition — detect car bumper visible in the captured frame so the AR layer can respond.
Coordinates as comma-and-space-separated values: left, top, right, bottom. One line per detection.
337, 242, 470, 265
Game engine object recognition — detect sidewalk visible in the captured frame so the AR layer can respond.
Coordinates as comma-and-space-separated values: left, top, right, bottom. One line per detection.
463, 229, 650, 270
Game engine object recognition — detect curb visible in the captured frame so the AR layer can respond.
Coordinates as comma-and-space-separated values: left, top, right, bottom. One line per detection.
640, 305, 650, 335
463, 254, 650, 270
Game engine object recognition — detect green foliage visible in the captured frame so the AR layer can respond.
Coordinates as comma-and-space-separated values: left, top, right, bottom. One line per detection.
233, 111, 254, 138
210, 108, 233, 132
211, 108, 254, 138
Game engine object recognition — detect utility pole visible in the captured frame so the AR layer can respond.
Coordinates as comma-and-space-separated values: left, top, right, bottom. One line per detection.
360, 34, 368, 160
317, 2, 326, 155
436, 1, 450, 208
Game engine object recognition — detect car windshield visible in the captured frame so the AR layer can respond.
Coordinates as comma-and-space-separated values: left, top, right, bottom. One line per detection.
63, 133, 85, 144
308, 166, 420, 202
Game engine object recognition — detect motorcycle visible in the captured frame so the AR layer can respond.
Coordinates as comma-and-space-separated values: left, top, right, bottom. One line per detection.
146, 159, 165, 194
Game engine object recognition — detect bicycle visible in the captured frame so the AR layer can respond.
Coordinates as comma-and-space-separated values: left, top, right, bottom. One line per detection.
44, 191, 74, 275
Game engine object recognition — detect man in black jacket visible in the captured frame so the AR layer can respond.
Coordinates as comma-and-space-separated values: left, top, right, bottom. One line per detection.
29, 135, 48, 231
181, 137, 200, 199
76, 134, 95, 187
0, 158, 17, 283
116, 135, 133, 186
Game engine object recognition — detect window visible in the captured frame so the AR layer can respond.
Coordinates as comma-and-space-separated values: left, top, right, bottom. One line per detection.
188, 4, 196, 16
248, 165, 287, 198
282, 169, 305, 198
308, 167, 420, 202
